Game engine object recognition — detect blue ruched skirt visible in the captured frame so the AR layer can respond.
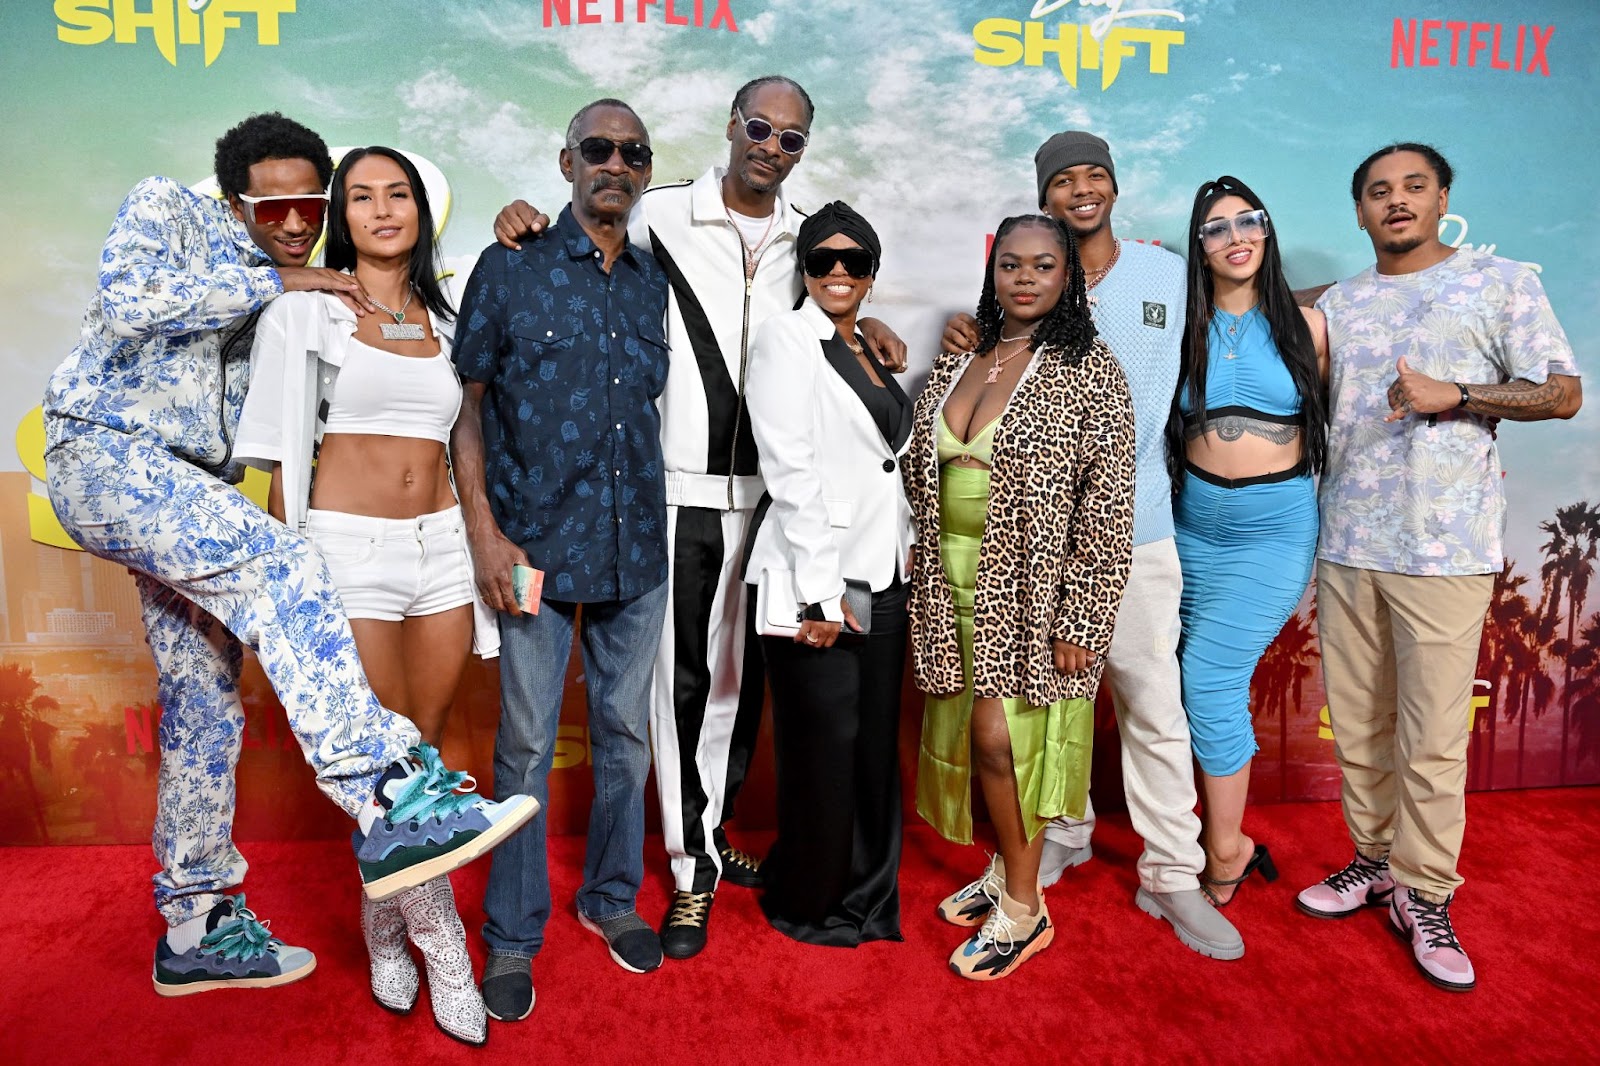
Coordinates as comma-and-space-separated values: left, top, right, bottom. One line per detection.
1173, 470, 1318, 776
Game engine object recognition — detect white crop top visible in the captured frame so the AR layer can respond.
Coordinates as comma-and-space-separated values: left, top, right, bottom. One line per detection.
323, 337, 462, 443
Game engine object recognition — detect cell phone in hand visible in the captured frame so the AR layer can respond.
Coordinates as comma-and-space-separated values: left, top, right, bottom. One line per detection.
512, 564, 544, 615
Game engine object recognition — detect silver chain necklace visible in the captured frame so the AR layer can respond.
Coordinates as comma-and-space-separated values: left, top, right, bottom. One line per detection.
370, 288, 425, 341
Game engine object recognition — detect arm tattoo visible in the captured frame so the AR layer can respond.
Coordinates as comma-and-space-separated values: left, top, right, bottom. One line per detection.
1185, 415, 1301, 445
1463, 378, 1565, 421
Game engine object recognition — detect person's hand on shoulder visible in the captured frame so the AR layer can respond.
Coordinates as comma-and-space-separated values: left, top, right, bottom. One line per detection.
942, 312, 980, 355
276, 267, 378, 316
493, 200, 552, 251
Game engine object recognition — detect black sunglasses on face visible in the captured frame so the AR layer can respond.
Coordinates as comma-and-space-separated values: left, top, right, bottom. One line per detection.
803, 248, 875, 279
736, 108, 808, 155
573, 137, 653, 170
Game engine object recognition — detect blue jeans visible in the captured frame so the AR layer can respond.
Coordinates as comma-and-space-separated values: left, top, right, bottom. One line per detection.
482, 582, 667, 957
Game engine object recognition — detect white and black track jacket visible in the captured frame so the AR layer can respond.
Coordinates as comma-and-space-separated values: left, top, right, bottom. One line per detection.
628, 166, 805, 512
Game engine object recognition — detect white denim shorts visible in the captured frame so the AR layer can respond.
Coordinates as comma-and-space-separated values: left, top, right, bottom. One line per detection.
305, 505, 475, 622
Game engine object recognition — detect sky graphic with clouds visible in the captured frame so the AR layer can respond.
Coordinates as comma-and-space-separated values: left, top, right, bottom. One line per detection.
2, 0, 1596, 566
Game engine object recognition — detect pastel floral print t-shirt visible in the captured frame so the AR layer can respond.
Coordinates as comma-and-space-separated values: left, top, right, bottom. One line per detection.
1317, 248, 1577, 577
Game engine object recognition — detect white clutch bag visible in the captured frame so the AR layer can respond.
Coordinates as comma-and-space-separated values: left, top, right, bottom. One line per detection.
755, 568, 872, 638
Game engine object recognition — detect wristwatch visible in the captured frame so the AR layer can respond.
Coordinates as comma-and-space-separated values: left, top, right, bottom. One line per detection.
1455, 382, 1470, 408
802, 603, 828, 622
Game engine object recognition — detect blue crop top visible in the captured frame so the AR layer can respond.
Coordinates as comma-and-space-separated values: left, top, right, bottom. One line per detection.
1179, 306, 1302, 424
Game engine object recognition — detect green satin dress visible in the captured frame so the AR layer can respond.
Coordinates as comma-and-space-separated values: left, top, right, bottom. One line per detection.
915, 425, 1094, 845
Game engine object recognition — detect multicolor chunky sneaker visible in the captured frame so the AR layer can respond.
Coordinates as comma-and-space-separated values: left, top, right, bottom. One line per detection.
937, 854, 1005, 928
1295, 851, 1395, 919
153, 895, 315, 997
1389, 889, 1475, 992
355, 745, 539, 902
948, 889, 1053, 981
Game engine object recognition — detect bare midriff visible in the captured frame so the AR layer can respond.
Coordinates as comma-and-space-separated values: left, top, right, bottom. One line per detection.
310, 434, 456, 518
1184, 415, 1302, 480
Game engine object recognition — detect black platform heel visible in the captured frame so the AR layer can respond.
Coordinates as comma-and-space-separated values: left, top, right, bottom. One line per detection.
1200, 844, 1278, 908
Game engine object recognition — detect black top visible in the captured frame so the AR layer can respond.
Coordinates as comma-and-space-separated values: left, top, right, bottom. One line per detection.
821, 331, 908, 447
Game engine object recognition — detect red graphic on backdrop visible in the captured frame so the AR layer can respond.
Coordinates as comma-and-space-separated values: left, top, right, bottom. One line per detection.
544, 0, 738, 31
1391, 19, 1554, 76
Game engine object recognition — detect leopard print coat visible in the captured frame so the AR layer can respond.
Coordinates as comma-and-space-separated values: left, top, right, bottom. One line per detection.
903, 339, 1136, 706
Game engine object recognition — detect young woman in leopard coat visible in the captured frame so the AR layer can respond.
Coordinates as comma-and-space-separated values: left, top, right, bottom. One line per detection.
903, 214, 1135, 980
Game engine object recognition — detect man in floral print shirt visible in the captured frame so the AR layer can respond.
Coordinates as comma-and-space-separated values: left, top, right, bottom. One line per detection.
41, 112, 536, 998
1297, 143, 1581, 994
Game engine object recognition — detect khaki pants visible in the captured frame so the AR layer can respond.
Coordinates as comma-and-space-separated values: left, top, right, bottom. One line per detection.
1316, 560, 1493, 902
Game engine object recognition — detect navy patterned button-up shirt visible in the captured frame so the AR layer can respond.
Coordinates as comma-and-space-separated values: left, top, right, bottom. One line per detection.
454, 206, 669, 603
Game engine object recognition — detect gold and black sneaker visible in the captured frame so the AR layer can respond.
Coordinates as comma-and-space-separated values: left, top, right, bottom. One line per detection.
718, 843, 765, 888
948, 890, 1053, 981
660, 890, 714, 960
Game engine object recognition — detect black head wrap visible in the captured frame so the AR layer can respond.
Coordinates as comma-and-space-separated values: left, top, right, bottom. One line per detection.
795, 200, 881, 276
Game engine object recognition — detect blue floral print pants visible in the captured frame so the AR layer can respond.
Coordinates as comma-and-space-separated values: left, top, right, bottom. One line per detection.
46, 429, 420, 925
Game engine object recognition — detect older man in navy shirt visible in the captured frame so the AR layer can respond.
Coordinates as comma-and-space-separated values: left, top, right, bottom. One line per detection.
451, 98, 670, 1020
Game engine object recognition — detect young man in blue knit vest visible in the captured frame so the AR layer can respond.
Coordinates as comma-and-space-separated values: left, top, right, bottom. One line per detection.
943, 131, 1241, 959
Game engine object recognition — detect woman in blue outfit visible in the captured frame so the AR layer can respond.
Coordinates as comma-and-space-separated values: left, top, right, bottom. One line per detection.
1167, 176, 1328, 907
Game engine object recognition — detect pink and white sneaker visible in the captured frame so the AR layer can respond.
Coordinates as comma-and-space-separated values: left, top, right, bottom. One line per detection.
1389, 889, 1475, 991
1295, 852, 1395, 918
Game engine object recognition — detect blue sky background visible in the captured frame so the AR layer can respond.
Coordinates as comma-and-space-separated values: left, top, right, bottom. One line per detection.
3, 0, 1596, 565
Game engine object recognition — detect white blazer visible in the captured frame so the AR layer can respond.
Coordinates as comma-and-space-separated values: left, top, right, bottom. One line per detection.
741, 299, 914, 621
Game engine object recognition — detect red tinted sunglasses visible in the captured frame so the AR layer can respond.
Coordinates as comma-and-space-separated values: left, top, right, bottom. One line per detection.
236, 192, 329, 228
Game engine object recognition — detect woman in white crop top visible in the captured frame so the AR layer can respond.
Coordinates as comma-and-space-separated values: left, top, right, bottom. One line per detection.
235, 146, 488, 1044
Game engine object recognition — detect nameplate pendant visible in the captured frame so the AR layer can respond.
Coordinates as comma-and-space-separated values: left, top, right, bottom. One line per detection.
380, 321, 426, 341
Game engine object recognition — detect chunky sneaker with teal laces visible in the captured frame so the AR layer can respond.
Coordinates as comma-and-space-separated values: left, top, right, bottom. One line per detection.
153, 895, 315, 996
355, 745, 539, 902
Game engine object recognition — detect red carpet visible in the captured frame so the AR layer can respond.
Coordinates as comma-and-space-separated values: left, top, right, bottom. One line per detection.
4, 788, 1597, 1065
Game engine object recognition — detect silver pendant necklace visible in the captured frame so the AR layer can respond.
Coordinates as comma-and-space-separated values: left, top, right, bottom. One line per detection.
371, 288, 425, 341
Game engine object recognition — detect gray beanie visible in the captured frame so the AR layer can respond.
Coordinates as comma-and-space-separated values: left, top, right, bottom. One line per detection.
1034, 130, 1117, 206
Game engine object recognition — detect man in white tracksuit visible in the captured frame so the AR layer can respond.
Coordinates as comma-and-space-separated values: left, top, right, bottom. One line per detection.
494, 75, 905, 959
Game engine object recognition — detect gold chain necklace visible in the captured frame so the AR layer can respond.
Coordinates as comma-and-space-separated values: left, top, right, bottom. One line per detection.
1084, 239, 1121, 307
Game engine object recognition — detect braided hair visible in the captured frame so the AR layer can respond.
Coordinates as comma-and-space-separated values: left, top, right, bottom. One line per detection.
973, 214, 1097, 366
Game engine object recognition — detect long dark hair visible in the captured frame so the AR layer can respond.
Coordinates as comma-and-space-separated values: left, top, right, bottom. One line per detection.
326, 146, 453, 322
974, 214, 1097, 366
1167, 176, 1325, 489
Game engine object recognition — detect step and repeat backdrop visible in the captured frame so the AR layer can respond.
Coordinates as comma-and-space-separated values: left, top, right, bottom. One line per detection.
1, 1, 1596, 843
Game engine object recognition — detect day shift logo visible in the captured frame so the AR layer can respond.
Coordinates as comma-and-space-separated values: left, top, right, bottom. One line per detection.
55, 0, 297, 67
973, 0, 1187, 90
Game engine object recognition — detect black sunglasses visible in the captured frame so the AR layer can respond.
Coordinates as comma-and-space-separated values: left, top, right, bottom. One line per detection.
736, 107, 808, 156
803, 248, 875, 279
573, 137, 653, 170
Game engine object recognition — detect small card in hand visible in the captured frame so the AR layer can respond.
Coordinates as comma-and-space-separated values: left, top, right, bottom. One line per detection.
512, 564, 544, 615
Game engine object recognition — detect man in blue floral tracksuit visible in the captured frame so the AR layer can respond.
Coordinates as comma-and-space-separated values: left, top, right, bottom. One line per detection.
41, 112, 536, 997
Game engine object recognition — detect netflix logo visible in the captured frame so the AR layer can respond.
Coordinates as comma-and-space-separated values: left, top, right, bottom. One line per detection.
1391, 19, 1554, 76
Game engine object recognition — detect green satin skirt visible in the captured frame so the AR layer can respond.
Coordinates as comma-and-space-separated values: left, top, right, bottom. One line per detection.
915, 463, 1093, 845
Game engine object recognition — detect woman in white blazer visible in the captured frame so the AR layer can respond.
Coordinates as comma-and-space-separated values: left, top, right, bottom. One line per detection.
741, 203, 914, 947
